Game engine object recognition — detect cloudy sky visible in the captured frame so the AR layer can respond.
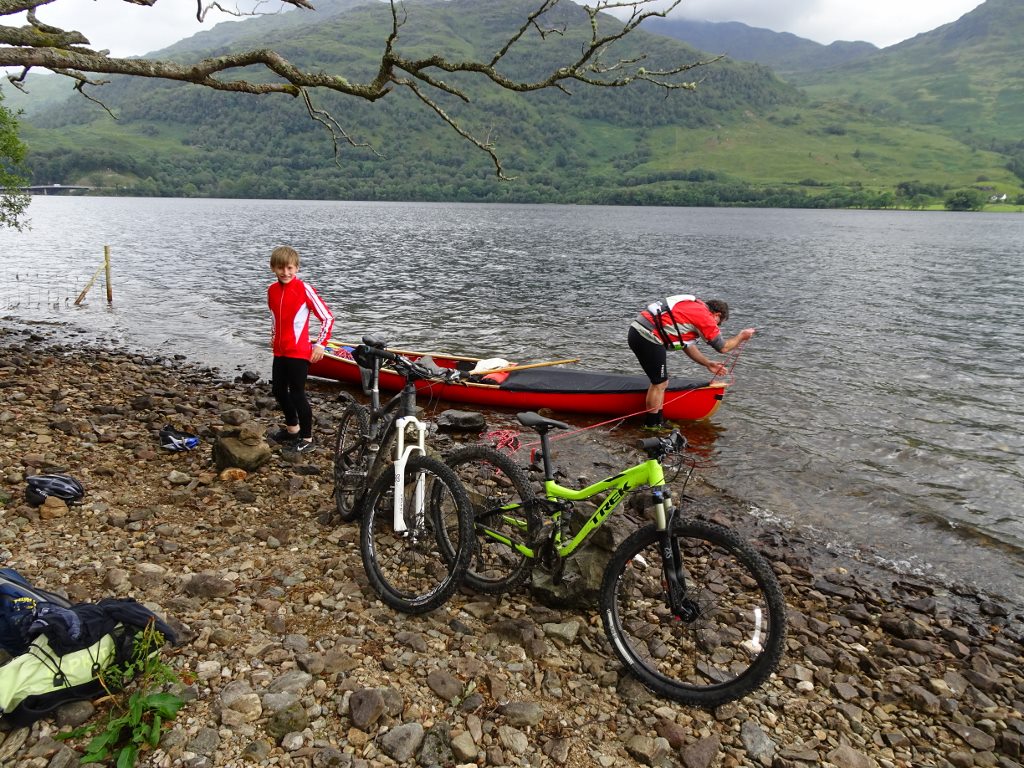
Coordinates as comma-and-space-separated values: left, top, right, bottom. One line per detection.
673, 0, 984, 47
23, 0, 986, 58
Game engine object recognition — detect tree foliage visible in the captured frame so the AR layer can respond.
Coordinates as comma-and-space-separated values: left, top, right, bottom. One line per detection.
0, 91, 29, 229
944, 188, 986, 212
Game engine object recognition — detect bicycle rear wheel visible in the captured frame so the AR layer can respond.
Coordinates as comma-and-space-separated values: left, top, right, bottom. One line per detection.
360, 455, 473, 614
600, 518, 786, 707
333, 401, 371, 522
444, 445, 539, 594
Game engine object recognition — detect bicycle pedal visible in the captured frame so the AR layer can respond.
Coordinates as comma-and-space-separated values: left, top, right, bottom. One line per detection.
539, 543, 559, 570
551, 557, 566, 586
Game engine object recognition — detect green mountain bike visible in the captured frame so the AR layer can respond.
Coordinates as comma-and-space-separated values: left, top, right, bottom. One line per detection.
444, 412, 787, 707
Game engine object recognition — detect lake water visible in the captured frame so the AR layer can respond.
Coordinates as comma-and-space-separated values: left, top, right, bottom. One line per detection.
2, 196, 1023, 607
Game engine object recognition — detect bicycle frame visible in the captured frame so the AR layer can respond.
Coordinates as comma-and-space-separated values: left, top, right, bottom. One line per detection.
481, 432, 673, 561
541, 460, 670, 558
363, 352, 427, 534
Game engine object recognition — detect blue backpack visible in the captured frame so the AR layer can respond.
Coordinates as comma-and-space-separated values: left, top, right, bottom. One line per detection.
0, 568, 72, 656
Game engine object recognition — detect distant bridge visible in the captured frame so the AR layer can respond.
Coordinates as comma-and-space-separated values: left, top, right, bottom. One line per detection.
18, 184, 92, 195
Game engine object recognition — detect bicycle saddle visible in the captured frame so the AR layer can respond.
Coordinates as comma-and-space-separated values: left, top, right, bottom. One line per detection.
517, 412, 570, 433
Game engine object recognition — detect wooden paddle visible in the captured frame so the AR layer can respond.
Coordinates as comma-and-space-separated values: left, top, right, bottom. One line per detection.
478, 358, 580, 375
324, 341, 482, 364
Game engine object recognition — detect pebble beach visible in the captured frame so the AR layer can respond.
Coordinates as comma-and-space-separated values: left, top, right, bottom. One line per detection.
0, 323, 1022, 768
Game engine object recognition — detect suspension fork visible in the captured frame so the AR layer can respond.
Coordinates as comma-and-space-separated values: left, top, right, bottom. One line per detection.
655, 495, 699, 622
392, 414, 427, 533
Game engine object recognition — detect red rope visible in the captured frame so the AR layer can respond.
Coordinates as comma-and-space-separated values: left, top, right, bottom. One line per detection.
484, 429, 522, 453
715, 335, 748, 381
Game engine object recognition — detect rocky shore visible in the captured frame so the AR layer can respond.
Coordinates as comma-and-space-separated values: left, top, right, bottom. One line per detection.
1, 324, 1022, 768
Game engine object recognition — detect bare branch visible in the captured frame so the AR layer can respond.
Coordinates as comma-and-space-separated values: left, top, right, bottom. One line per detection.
398, 77, 512, 181
70, 77, 118, 118
490, 0, 561, 68
195, 0, 311, 23
0, 0, 718, 176
299, 88, 384, 165
0, 1, 57, 14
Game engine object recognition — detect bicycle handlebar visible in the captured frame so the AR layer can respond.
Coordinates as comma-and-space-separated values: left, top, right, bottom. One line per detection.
354, 343, 461, 384
638, 430, 688, 460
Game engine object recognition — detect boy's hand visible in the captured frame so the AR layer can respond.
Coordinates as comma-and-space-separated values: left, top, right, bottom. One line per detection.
311, 344, 325, 363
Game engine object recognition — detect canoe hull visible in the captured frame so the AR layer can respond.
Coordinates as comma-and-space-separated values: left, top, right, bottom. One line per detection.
310, 344, 727, 421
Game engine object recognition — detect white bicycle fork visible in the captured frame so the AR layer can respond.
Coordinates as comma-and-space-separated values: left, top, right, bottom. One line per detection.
391, 415, 427, 534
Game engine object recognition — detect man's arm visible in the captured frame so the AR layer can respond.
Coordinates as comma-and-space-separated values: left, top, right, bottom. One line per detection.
691, 327, 755, 374
305, 284, 335, 363
683, 344, 727, 376
719, 328, 756, 353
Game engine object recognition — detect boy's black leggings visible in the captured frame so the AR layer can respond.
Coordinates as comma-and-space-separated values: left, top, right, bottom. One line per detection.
271, 356, 313, 439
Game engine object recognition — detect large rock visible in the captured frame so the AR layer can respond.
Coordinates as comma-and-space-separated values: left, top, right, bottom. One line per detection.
436, 410, 486, 432
213, 435, 271, 472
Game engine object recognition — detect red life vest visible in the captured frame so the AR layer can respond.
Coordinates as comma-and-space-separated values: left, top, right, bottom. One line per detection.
636, 295, 721, 351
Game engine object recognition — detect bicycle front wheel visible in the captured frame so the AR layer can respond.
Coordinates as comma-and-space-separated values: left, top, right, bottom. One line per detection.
600, 518, 786, 707
360, 455, 473, 614
445, 445, 539, 594
333, 401, 372, 523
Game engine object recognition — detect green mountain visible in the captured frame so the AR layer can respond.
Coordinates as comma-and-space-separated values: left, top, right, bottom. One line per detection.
643, 0, 1024, 189
7, 0, 1023, 207
641, 18, 878, 76
795, 0, 1024, 153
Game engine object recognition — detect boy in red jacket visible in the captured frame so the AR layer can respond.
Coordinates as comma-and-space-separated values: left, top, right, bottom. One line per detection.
267, 246, 335, 453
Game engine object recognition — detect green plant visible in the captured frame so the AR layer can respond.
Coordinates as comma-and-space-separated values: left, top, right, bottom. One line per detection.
60, 622, 185, 767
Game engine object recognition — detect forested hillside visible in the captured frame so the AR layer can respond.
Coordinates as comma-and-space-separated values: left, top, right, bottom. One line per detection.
645, 0, 1024, 195
9, 0, 1023, 208
796, 0, 1024, 166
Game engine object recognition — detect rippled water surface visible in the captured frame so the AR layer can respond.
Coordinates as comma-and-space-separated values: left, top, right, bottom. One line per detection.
3, 197, 1023, 605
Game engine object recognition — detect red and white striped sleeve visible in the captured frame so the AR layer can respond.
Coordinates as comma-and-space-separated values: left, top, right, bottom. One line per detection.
305, 283, 334, 347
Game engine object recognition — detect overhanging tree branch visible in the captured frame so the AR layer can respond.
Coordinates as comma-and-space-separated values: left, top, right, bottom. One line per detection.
1, 0, 717, 177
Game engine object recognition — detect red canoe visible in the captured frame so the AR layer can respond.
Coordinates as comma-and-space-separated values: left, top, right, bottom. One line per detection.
309, 342, 728, 422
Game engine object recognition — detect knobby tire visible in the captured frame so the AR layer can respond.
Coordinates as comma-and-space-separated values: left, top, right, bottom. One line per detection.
359, 454, 474, 614
600, 518, 786, 707
444, 445, 540, 594
332, 401, 371, 523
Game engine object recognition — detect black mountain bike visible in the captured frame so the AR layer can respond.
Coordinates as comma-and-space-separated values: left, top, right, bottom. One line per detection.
331, 336, 473, 614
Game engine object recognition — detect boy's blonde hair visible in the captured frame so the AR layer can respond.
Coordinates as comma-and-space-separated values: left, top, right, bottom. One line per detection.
270, 246, 300, 269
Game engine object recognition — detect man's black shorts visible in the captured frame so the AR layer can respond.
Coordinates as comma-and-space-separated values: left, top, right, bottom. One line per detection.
628, 326, 668, 384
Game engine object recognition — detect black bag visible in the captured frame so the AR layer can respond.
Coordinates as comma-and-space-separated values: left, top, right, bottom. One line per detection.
0, 568, 71, 656
0, 596, 177, 727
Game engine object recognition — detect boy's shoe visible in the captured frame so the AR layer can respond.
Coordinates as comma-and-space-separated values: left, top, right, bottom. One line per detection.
270, 427, 300, 443
291, 439, 316, 454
